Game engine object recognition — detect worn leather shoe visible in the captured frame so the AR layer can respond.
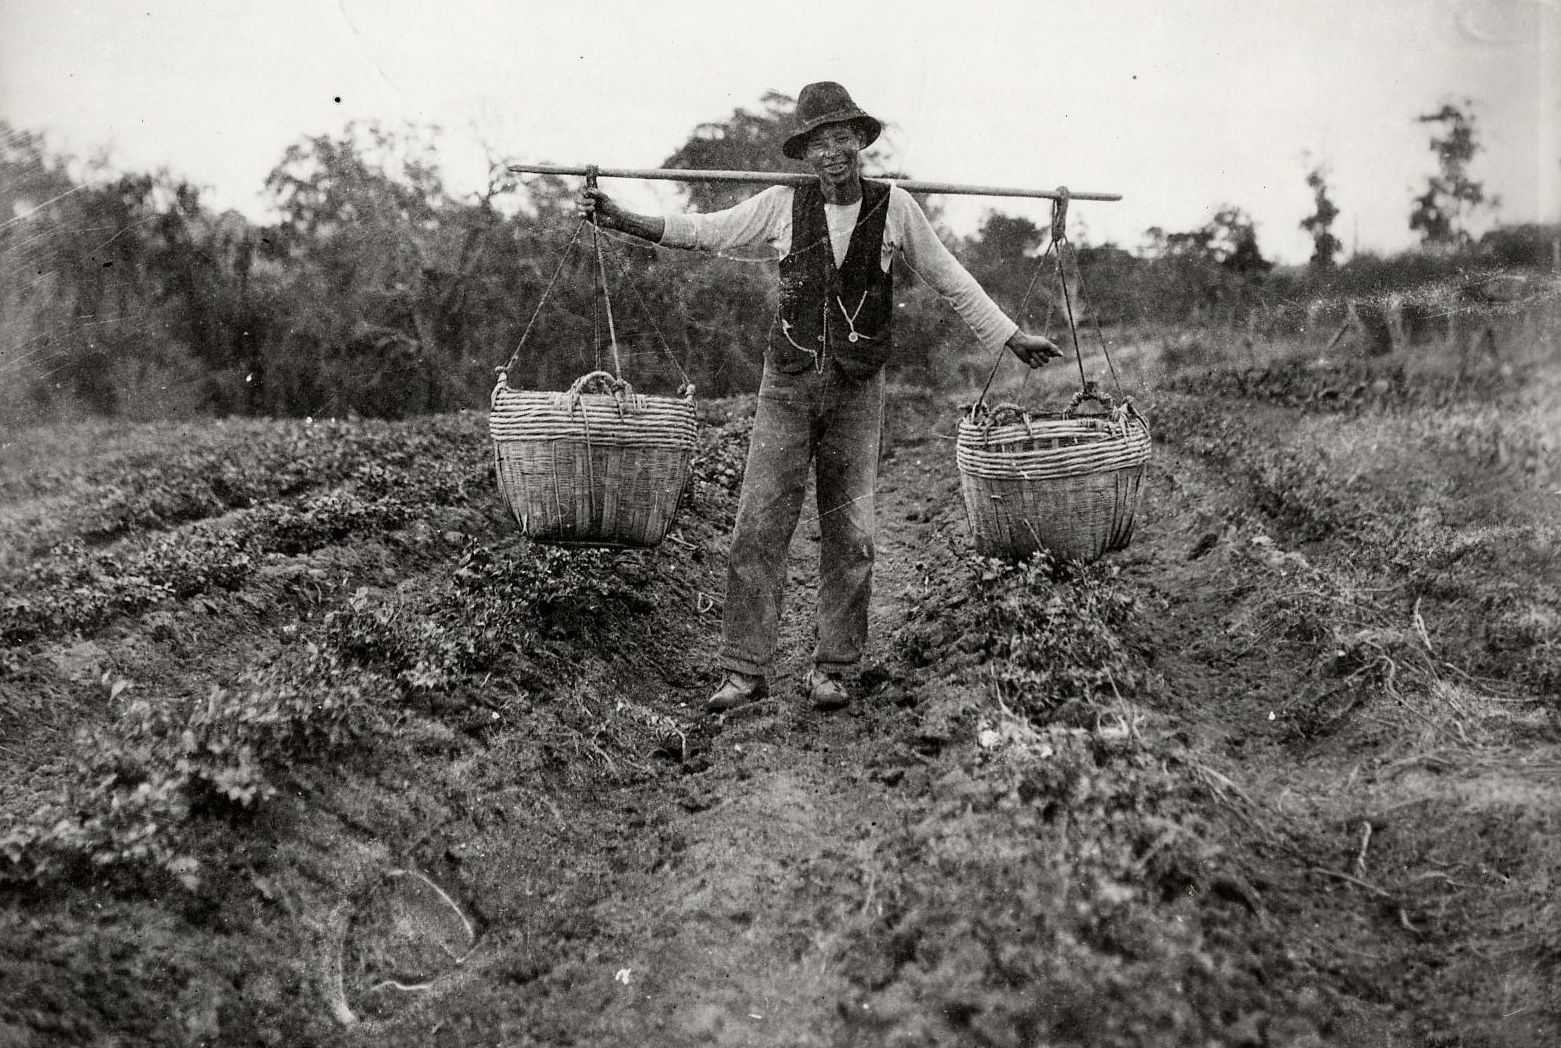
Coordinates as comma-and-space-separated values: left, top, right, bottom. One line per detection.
706, 672, 768, 712
804, 668, 850, 711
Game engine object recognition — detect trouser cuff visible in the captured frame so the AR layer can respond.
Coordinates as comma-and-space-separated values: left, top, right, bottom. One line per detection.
718, 655, 768, 678
812, 658, 859, 676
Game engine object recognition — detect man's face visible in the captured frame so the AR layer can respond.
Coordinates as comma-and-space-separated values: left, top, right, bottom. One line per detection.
804, 123, 863, 189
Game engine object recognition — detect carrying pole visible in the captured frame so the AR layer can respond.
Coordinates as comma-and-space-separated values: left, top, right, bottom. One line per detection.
507, 163, 1121, 203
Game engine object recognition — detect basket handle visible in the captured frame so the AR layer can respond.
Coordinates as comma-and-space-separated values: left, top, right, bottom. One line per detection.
568, 369, 633, 398
1064, 381, 1115, 417
985, 402, 1030, 427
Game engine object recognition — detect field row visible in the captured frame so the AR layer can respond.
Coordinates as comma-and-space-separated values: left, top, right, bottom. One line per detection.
1152, 384, 1559, 691
0, 415, 491, 569
3, 375, 1555, 1042
0, 407, 750, 889
0, 432, 491, 651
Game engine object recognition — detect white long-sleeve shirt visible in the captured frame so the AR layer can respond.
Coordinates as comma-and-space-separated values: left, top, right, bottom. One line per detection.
659, 184, 1019, 354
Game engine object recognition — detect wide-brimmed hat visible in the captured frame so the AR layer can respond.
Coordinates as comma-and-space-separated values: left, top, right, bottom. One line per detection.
781, 82, 882, 160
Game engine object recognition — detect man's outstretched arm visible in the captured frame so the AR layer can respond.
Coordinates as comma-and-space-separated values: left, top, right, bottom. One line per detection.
890, 190, 1063, 369
578, 186, 666, 243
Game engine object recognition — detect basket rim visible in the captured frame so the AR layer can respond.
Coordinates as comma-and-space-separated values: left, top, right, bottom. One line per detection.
957, 412, 1148, 449
492, 374, 695, 403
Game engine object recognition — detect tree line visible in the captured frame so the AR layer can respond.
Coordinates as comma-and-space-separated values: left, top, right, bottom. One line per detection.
0, 96, 1549, 424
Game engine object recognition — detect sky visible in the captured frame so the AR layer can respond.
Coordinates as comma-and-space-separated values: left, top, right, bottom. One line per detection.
1, 0, 1556, 265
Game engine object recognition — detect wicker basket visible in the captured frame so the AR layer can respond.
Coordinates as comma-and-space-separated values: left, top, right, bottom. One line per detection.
957, 392, 1150, 562
490, 370, 697, 548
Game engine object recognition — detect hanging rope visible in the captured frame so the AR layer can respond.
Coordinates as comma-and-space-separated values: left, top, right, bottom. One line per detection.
499, 166, 692, 391
1009, 232, 1062, 403
1059, 233, 1125, 397
977, 237, 1056, 408
601, 242, 696, 395
1051, 190, 1092, 393
499, 221, 587, 378
971, 186, 1128, 415
581, 167, 696, 394
591, 224, 602, 374
586, 167, 625, 379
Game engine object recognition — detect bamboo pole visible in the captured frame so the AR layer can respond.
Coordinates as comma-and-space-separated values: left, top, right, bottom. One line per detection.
506, 163, 1121, 203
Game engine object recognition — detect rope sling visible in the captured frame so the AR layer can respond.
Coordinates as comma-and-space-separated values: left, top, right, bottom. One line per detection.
489, 168, 698, 548
957, 189, 1152, 562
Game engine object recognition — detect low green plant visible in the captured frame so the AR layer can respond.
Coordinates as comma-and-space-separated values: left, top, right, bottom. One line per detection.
0, 652, 385, 891
975, 553, 1147, 726
1, 523, 673, 891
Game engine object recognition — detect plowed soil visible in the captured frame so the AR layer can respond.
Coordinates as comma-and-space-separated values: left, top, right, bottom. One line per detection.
3, 324, 1558, 1047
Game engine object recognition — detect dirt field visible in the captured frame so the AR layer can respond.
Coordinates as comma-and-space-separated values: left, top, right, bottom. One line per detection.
2, 292, 1558, 1047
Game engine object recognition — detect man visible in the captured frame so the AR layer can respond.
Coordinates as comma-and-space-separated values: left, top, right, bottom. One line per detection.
579, 81, 1061, 713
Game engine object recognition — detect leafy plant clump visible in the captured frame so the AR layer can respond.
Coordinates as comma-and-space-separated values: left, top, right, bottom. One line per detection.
850, 548, 1313, 1045
0, 527, 671, 893
899, 551, 1147, 730
328, 539, 652, 695
0, 447, 483, 648
979, 553, 1147, 727
1, 415, 484, 567
841, 730, 1310, 1048
0, 649, 387, 892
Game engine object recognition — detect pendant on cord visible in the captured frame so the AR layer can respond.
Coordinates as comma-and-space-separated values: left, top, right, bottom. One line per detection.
836, 291, 869, 345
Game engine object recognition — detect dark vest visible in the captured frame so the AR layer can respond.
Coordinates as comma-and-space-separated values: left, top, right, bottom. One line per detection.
769, 179, 894, 379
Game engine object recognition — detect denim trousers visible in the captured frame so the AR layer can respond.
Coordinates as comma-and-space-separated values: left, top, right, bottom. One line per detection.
719, 363, 885, 677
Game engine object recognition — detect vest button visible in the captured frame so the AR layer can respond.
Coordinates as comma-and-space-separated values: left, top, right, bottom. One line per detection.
816, 336, 824, 342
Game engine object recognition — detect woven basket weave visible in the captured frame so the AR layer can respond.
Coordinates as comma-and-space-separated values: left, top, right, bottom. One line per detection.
490, 370, 697, 548
957, 395, 1150, 562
